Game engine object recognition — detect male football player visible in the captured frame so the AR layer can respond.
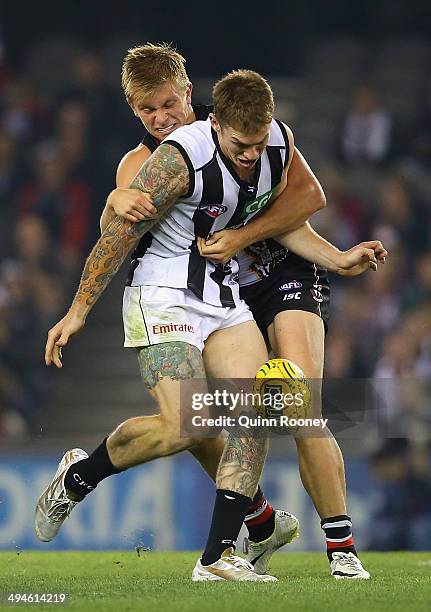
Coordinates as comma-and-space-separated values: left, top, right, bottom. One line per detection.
102, 45, 382, 579
37, 56, 383, 581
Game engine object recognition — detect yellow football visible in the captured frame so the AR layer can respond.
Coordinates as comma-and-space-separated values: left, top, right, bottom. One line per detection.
253, 358, 312, 433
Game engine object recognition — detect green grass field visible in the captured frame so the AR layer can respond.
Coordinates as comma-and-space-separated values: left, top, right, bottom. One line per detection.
0, 552, 430, 611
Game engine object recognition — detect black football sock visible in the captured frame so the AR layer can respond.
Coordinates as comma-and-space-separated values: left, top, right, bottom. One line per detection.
201, 489, 252, 566
64, 438, 124, 499
244, 485, 275, 542
321, 515, 358, 561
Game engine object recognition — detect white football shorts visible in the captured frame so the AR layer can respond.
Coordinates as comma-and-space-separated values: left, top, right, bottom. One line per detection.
123, 285, 254, 352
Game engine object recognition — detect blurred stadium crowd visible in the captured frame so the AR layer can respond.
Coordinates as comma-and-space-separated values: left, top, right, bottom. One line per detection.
0, 36, 430, 549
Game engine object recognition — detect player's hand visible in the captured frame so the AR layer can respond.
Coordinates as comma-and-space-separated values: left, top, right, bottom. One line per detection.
107, 188, 158, 222
45, 311, 86, 368
337, 241, 387, 276
197, 229, 245, 264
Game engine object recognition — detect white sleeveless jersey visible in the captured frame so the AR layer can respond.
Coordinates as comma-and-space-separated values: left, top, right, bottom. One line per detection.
127, 117, 289, 307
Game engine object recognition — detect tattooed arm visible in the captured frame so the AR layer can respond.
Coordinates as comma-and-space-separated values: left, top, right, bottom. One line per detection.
45, 144, 190, 367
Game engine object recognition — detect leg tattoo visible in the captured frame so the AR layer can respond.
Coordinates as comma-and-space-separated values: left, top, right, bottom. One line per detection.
216, 434, 269, 498
137, 342, 205, 390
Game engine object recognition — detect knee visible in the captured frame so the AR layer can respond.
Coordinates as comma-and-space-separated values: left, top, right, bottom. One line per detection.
155, 416, 198, 456
294, 432, 344, 464
109, 417, 144, 448
295, 436, 317, 452
158, 434, 197, 456
189, 437, 222, 459
108, 414, 198, 457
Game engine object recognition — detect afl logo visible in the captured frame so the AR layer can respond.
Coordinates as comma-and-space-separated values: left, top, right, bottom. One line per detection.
199, 204, 227, 218
279, 281, 302, 291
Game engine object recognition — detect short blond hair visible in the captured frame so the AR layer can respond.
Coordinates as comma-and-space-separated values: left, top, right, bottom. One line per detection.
213, 70, 274, 133
122, 43, 189, 103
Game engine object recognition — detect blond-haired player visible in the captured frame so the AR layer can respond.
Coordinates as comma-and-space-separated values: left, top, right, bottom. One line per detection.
36, 47, 383, 581
106, 45, 382, 578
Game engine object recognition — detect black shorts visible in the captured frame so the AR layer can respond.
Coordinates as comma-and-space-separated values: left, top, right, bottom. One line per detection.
240, 252, 330, 338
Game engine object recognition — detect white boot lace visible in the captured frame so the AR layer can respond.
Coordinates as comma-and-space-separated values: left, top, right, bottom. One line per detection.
46, 497, 76, 522
224, 554, 254, 571
335, 554, 362, 571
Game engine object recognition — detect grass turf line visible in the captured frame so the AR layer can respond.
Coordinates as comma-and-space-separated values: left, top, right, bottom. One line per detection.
0, 552, 430, 612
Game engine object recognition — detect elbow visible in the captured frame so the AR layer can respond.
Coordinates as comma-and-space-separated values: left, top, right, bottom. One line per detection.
295, 182, 326, 219
318, 189, 326, 211
99, 212, 107, 235
311, 183, 326, 213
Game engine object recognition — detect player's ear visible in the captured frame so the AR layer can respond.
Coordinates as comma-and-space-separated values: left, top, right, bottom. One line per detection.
127, 96, 138, 117
185, 82, 193, 104
210, 114, 221, 132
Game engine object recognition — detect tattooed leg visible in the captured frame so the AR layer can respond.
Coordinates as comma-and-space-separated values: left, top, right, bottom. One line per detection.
106, 341, 212, 469
202, 321, 270, 497
137, 341, 205, 390
106, 341, 226, 476
216, 434, 269, 498
139, 342, 228, 477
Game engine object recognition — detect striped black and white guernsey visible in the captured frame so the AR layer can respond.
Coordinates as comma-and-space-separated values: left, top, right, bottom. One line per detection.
127, 117, 289, 307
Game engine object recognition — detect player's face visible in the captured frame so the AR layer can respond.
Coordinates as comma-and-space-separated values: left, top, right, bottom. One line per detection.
211, 116, 271, 176
131, 81, 192, 140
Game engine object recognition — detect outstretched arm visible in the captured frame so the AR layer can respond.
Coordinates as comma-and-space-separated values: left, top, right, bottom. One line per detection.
199, 218, 387, 275
276, 222, 387, 275
45, 144, 189, 367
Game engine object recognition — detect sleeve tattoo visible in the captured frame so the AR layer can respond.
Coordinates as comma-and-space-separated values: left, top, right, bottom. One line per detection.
71, 145, 189, 312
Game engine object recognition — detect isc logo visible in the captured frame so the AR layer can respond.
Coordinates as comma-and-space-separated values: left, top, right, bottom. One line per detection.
241, 188, 275, 219
283, 292, 302, 301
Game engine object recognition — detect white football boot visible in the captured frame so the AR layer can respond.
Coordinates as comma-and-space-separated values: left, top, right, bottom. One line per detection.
244, 510, 299, 574
35, 448, 88, 542
330, 552, 371, 579
192, 547, 278, 582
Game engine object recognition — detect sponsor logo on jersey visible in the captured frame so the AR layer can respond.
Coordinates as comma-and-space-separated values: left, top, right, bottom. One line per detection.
279, 281, 302, 291
283, 292, 302, 301
152, 323, 195, 334
241, 187, 276, 219
199, 204, 228, 218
